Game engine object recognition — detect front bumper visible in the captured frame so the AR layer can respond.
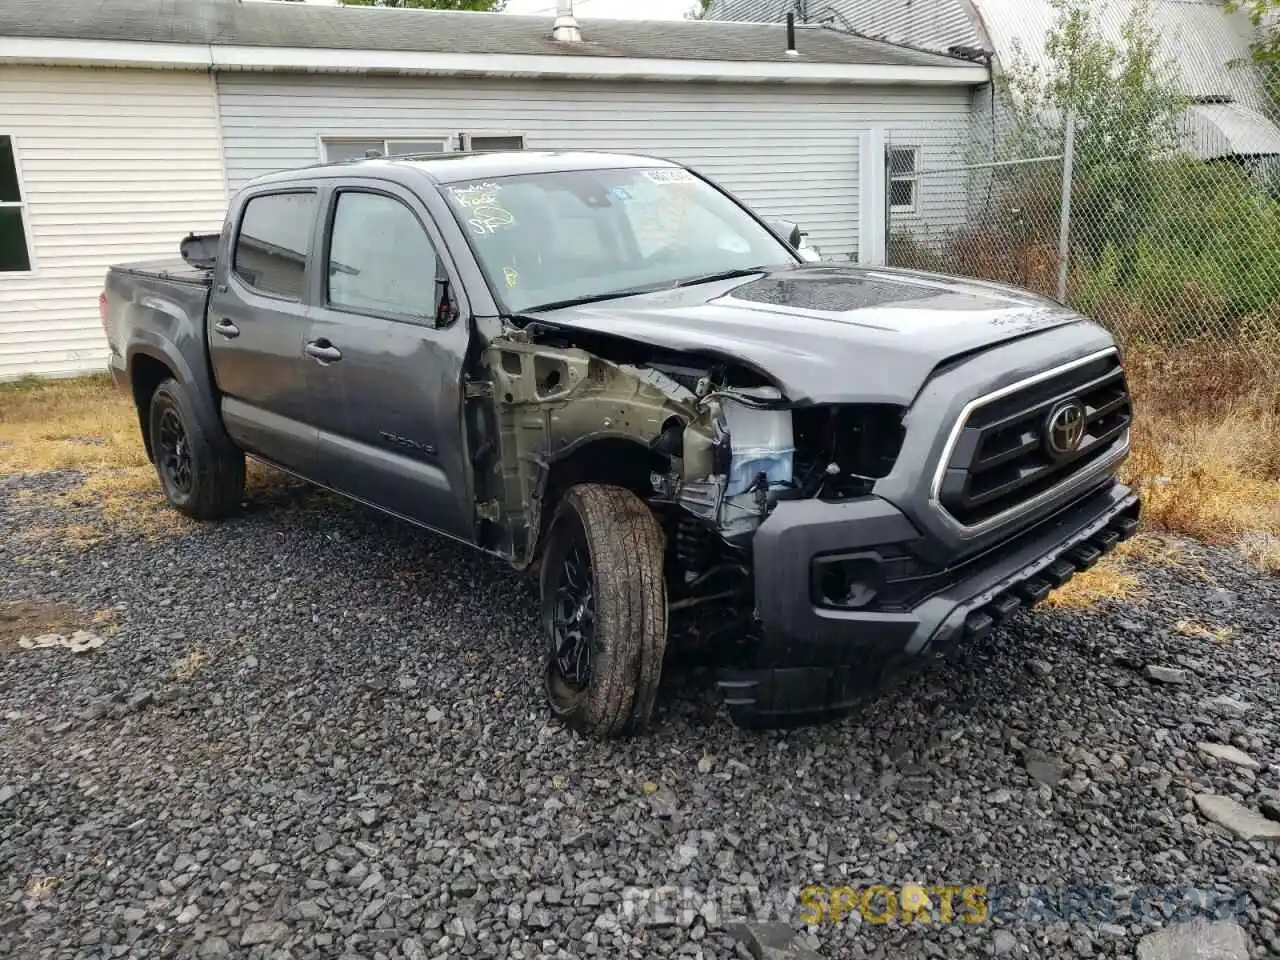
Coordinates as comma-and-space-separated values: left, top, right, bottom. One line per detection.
717, 480, 1140, 723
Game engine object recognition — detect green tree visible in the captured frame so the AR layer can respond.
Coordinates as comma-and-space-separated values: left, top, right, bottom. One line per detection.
685, 0, 714, 19
1001, 0, 1184, 169
340, 0, 507, 10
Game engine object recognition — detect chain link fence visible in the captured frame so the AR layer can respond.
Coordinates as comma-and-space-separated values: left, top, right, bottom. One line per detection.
886, 113, 1280, 373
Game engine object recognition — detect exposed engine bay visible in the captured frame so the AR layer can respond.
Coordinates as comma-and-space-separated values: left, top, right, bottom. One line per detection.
465, 320, 907, 617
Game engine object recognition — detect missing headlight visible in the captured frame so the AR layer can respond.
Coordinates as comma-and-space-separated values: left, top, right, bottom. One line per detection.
722, 388, 794, 496
791, 404, 906, 500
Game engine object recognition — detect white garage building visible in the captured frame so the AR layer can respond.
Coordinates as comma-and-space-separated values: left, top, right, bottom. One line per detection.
0, 0, 986, 379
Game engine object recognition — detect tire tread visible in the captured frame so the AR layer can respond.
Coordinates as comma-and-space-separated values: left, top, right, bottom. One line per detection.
149, 378, 245, 521
545, 484, 667, 738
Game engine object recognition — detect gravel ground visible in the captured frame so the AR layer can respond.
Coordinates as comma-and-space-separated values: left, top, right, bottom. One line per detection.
2, 468, 1280, 960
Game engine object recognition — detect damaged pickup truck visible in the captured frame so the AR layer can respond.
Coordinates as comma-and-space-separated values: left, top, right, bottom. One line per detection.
102, 150, 1140, 737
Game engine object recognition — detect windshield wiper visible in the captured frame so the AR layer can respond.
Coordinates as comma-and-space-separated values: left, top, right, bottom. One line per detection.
672, 266, 773, 288
517, 266, 775, 313
520, 283, 671, 314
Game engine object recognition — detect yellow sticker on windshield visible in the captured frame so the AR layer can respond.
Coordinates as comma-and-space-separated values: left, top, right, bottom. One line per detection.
503, 266, 519, 289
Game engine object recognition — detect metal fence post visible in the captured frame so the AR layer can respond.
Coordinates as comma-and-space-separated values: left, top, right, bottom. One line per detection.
1056, 109, 1077, 302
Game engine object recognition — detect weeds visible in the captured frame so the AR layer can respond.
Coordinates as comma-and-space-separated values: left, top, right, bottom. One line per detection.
1122, 344, 1280, 573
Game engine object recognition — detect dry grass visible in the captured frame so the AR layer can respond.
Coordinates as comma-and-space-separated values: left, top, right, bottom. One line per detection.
1239, 531, 1280, 572
1174, 619, 1234, 643
1042, 558, 1143, 609
1122, 344, 1280, 574
1043, 533, 1203, 610
0, 375, 145, 473
0, 375, 295, 540
171, 644, 208, 683
0, 375, 176, 537
25, 876, 61, 899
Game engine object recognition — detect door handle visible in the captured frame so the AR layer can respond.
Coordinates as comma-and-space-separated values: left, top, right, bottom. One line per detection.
214, 318, 240, 339
305, 339, 343, 364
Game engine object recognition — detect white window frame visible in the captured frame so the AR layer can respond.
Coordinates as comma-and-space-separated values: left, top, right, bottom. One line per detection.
888, 146, 919, 215
0, 133, 36, 276
318, 136, 448, 162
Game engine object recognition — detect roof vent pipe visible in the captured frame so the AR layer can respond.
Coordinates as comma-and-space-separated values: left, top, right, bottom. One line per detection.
553, 0, 582, 43
785, 12, 798, 56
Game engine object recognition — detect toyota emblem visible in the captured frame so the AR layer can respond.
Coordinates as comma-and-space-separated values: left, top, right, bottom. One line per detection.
1045, 399, 1087, 458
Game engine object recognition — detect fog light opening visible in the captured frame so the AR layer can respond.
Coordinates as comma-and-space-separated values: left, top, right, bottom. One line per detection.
815, 555, 884, 609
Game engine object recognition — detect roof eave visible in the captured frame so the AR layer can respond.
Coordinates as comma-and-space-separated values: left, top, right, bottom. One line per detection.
0, 37, 210, 70
0, 37, 989, 85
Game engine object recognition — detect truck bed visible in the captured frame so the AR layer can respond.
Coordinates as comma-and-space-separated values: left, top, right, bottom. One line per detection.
103, 255, 215, 399
111, 257, 212, 288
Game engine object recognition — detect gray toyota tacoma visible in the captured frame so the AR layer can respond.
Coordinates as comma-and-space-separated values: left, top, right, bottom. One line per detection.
102, 150, 1140, 737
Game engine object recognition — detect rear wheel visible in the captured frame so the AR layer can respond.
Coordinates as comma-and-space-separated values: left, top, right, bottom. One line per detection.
148, 378, 244, 521
541, 484, 667, 738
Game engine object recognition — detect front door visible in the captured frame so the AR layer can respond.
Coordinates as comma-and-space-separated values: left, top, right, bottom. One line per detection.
207, 188, 321, 476
304, 182, 474, 540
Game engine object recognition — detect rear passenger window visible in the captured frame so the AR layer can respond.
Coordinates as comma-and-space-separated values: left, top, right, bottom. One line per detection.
233, 192, 317, 300
327, 191, 438, 320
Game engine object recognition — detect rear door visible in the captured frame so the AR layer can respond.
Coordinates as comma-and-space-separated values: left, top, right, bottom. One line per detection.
207, 188, 321, 476
303, 180, 475, 539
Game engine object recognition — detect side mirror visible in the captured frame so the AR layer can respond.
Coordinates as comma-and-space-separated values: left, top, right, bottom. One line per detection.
769, 218, 804, 250
435, 276, 459, 327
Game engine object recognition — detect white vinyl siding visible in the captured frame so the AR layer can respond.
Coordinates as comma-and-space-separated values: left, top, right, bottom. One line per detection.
216, 73, 973, 264
0, 66, 226, 380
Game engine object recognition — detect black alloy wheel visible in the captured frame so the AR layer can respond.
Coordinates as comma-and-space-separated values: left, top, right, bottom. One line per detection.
156, 407, 193, 497
549, 538, 597, 694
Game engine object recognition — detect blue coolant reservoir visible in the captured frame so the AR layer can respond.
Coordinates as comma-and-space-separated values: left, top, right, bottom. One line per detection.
722, 388, 794, 496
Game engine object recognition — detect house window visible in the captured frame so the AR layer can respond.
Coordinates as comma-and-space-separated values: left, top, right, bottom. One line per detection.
322, 138, 446, 162
888, 146, 919, 213
466, 135, 525, 153
0, 136, 32, 273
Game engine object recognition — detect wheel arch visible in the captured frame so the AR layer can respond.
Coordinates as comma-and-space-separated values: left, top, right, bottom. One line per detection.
534, 435, 668, 565
126, 338, 227, 461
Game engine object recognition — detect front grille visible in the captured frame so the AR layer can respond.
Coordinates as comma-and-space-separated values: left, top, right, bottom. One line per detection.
936, 350, 1132, 528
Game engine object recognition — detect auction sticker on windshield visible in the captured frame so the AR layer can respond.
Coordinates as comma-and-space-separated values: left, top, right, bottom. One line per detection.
643, 169, 697, 184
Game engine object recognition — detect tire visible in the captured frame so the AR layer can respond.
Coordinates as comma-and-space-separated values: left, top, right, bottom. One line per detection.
540, 484, 668, 738
148, 378, 245, 521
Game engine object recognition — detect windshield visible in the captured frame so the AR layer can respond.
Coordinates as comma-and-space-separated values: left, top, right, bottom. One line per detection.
439, 166, 798, 313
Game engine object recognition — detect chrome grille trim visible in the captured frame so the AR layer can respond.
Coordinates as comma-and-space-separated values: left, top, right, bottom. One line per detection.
928, 347, 1129, 537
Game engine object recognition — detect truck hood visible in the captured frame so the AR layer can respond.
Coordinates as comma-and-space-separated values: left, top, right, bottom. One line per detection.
523, 264, 1088, 406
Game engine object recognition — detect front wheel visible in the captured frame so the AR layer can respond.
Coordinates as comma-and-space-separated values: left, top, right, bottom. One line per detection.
540, 484, 667, 738
148, 378, 245, 521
